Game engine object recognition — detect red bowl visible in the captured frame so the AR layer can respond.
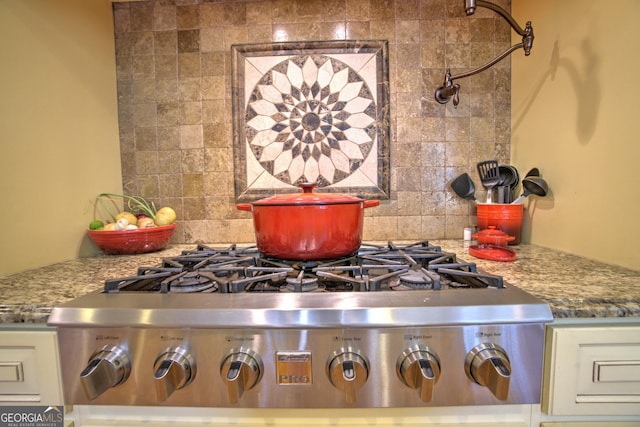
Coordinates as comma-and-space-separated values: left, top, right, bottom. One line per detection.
87, 224, 175, 255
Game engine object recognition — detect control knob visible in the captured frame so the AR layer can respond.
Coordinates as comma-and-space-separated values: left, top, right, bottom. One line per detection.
80, 345, 131, 400
396, 344, 441, 402
465, 343, 511, 400
220, 348, 263, 404
153, 346, 196, 401
326, 348, 369, 404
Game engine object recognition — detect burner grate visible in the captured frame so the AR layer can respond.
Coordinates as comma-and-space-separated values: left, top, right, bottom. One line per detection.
103, 241, 504, 294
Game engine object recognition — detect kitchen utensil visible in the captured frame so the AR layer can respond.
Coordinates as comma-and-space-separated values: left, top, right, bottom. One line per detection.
511, 176, 549, 204
477, 160, 500, 203
525, 167, 540, 178
450, 173, 476, 201
468, 244, 517, 262
236, 183, 380, 260
476, 203, 524, 244
86, 224, 176, 255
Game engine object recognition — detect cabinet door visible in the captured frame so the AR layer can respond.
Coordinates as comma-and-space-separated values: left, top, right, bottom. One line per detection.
0, 328, 63, 405
542, 322, 640, 416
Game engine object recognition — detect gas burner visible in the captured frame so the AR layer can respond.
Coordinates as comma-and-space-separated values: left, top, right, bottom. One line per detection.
164, 271, 218, 293
286, 272, 319, 292
397, 269, 433, 289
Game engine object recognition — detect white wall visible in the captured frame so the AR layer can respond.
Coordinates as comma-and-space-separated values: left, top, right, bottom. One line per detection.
0, 0, 122, 275
512, 0, 640, 270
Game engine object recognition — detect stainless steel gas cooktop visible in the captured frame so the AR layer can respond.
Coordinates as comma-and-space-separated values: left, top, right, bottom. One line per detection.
48, 241, 553, 408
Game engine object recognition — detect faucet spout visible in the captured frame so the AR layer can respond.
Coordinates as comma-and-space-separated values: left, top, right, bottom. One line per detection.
434, 70, 461, 107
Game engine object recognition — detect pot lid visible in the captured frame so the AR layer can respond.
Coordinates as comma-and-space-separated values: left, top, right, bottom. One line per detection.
468, 244, 517, 262
250, 183, 366, 206
471, 227, 515, 244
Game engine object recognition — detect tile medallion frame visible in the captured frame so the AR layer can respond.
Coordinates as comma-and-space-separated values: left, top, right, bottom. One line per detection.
231, 40, 390, 202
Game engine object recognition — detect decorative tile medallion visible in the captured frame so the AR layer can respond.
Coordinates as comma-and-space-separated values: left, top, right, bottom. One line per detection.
231, 40, 390, 202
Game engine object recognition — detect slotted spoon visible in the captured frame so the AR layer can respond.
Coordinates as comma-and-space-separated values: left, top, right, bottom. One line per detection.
477, 160, 500, 203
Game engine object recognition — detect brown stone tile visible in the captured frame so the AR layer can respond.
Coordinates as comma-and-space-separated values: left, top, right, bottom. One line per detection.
346, 0, 370, 20
346, 21, 371, 39
156, 79, 178, 103
179, 101, 202, 125
158, 150, 182, 174
135, 151, 160, 174
397, 216, 422, 239
200, 3, 223, 28
130, 2, 153, 31
133, 103, 157, 127
179, 78, 202, 102
131, 32, 154, 56
182, 173, 204, 196
177, 5, 200, 29
420, 19, 444, 43
421, 215, 445, 237
154, 5, 177, 31
223, 2, 247, 25
132, 79, 155, 103
203, 123, 227, 147
202, 52, 225, 76
271, 0, 296, 23
155, 31, 177, 55
137, 175, 160, 199
135, 127, 157, 151
223, 26, 249, 50
420, 191, 446, 215
246, 2, 272, 25
202, 76, 225, 100
178, 29, 200, 53
420, 0, 446, 20
158, 173, 183, 197
370, 0, 395, 20
157, 126, 180, 151
155, 55, 177, 80
178, 53, 201, 78
445, 141, 470, 167
397, 20, 420, 44
204, 172, 232, 196
397, 44, 421, 68
183, 197, 206, 221
204, 196, 233, 221
157, 102, 179, 126
205, 147, 232, 172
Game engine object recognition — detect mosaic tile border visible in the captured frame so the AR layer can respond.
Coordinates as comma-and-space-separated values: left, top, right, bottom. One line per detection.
231, 40, 390, 202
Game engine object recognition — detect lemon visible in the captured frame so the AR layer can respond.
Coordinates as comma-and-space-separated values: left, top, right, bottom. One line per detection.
155, 207, 177, 225
116, 211, 137, 226
89, 220, 104, 230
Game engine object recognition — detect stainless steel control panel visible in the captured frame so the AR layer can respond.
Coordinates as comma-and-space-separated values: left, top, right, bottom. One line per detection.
56, 324, 546, 408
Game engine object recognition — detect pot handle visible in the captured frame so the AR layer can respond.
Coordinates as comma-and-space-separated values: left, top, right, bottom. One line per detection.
363, 200, 380, 208
236, 203, 252, 212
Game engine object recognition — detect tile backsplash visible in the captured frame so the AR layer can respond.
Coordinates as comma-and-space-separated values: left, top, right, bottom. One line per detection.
113, 0, 512, 244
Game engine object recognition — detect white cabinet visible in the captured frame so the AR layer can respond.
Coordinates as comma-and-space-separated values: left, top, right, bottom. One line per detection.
542, 319, 640, 417
0, 325, 63, 406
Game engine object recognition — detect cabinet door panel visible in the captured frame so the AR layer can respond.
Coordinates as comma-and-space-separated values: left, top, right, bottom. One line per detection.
542, 322, 640, 416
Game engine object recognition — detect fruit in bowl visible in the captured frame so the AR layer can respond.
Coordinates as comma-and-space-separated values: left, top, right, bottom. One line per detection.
86, 193, 177, 255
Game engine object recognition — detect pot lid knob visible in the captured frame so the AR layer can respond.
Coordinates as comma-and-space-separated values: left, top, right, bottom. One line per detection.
298, 182, 316, 193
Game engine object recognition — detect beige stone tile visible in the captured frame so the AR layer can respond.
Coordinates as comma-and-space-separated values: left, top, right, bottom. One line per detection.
397, 215, 423, 239
180, 124, 203, 149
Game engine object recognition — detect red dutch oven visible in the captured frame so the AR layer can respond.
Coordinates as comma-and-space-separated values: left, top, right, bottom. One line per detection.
236, 183, 380, 260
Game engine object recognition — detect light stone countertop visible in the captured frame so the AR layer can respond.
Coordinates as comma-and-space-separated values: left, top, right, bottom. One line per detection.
1, 241, 639, 324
